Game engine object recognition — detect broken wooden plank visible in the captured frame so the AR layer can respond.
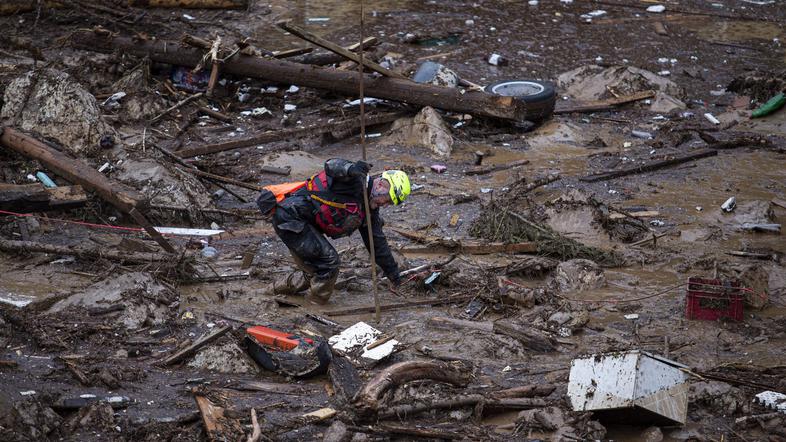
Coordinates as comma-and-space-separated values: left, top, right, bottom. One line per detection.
162, 325, 231, 365
224, 380, 310, 395
324, 295, 475, 317
175, 112, 403, 158
772, 198, 786, 210
608, 210, 660, 220
178, 167, 263, 191
129, 0, 248, 8
193, 393, 231, 442
580, 148, 718, 182
465, 159, 530, 176
277, 21, 407, 80
554, 90, 655, 114
70, 32, 543, 123
0, 127, 175, 253
0, 184, 87, 212
0, 239, 182, 264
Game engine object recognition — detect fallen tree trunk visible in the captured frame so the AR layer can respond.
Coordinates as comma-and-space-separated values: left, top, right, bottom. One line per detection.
0, 184, 87, 212
175, 112, 404, 158
428, 317, 557, 352
0, 127, 176, 252
0, 238, 179, 264
378, 395, 547, 419
580, 148, 718, 182
128, 0, 248, 8
354, 361, 473, 415
70, 31, 542, 122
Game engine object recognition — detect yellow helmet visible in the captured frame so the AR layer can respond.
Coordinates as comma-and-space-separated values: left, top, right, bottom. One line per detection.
381, 170, 410, 205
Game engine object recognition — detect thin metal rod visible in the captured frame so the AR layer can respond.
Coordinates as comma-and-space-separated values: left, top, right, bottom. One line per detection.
357, 0, 380, 323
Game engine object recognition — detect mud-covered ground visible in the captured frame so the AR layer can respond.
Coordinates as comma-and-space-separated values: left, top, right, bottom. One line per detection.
1, 0, 786, 441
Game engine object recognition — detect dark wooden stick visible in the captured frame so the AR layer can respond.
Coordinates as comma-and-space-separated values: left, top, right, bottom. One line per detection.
162, 325, 231, 365
580, 148, 718, 182
324, 294, 475, 316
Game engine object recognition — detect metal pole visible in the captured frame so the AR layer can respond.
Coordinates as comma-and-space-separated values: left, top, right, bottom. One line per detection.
357, 0, 381, 323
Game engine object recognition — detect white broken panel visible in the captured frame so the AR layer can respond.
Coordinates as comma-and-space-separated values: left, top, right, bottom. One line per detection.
568, 350, 689, 425
153, 227, 224, 236
755, 391, 786, 414
328, 321, 398, 364
0, 292, 35, 308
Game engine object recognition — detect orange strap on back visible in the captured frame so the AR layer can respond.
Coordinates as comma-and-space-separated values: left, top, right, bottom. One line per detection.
263, 181, 307, 202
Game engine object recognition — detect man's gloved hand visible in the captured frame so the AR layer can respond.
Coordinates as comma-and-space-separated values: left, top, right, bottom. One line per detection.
348, 161, 371, 178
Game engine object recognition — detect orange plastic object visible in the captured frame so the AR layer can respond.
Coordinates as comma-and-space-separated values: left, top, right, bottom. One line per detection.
246, 326, 313, 351
263, 181, 307, 202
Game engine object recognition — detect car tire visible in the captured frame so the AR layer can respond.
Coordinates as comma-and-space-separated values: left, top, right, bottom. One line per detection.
485, 79, 557, 121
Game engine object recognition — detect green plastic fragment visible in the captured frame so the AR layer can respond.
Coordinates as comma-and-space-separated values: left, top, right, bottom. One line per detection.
751, 92, 786, 118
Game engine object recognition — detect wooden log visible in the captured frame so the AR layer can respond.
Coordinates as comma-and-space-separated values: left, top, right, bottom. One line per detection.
178, 167, 262, 191
70, 32, 542, 123
378, 395, 547, 419
0, 127, 175, 252
428, 317, 556, 352
0, 184, 87, 212
128, 0, 248, 9
324, 294, 475, 317
554, 90, 655, 114
354, 360, 473, 415
224, 380, 310, 395
175, 112, 404, 158
162, 325, 231, 365
347, 424, 464, 440
277, 21, 407, 80
464, 159, 530, 176
0, 239, 180, 264
490, 384, 556, 399
0, 1, 62, 15
580, 148, 718, 182
608, 210, 659, 220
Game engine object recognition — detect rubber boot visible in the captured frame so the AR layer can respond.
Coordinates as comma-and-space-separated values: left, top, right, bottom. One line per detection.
305, 271, 338, 305
261, 271, 310, 296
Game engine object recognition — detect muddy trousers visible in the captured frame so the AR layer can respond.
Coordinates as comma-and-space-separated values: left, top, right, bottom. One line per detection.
272, 200, 340, 302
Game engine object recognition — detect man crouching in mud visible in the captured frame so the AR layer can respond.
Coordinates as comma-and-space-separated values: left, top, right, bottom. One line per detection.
262, 158, 411, 304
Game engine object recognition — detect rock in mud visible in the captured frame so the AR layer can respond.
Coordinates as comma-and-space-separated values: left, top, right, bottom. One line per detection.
187, 341, 259, 374
384, 106, 453, 157
557, 65, 684, 112
1, 399, 63, 441
48, 272, 175, 330
322, 420, 350, 442
550, 259, 606, 293
0, 69, 115, 157
108, 60, 165, 122
732, 200, 774, 225
640, 426, 664, 442
691, 381, 747, 416
112, 159, 211, 208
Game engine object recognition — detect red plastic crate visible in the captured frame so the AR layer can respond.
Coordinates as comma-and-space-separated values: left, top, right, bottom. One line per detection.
686, 277, 744, 321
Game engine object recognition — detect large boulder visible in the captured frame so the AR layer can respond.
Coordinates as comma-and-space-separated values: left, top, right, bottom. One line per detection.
112, 159, 211, 208
1, 69, 115, 157
550, 259, 606, 293
187, 341, 259, 374
383, 106, 453, 157
48, 272, 175, 330
108, 60, 165, 122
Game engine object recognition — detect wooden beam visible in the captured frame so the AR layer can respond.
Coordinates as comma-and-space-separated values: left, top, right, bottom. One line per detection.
162, 325, 231, 365
0, 184, 87, 212
277, 21, 407, 80
554, 90, 656, 114
580, 148, 718, 182
0, 238, 182, 264
0, 127, 176, 252
324, 295, 474, 317
175, 112, 404, 158
70, 32, 544, 123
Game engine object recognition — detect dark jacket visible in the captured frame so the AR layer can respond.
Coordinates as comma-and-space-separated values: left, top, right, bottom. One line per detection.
303, 158, 400, 284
